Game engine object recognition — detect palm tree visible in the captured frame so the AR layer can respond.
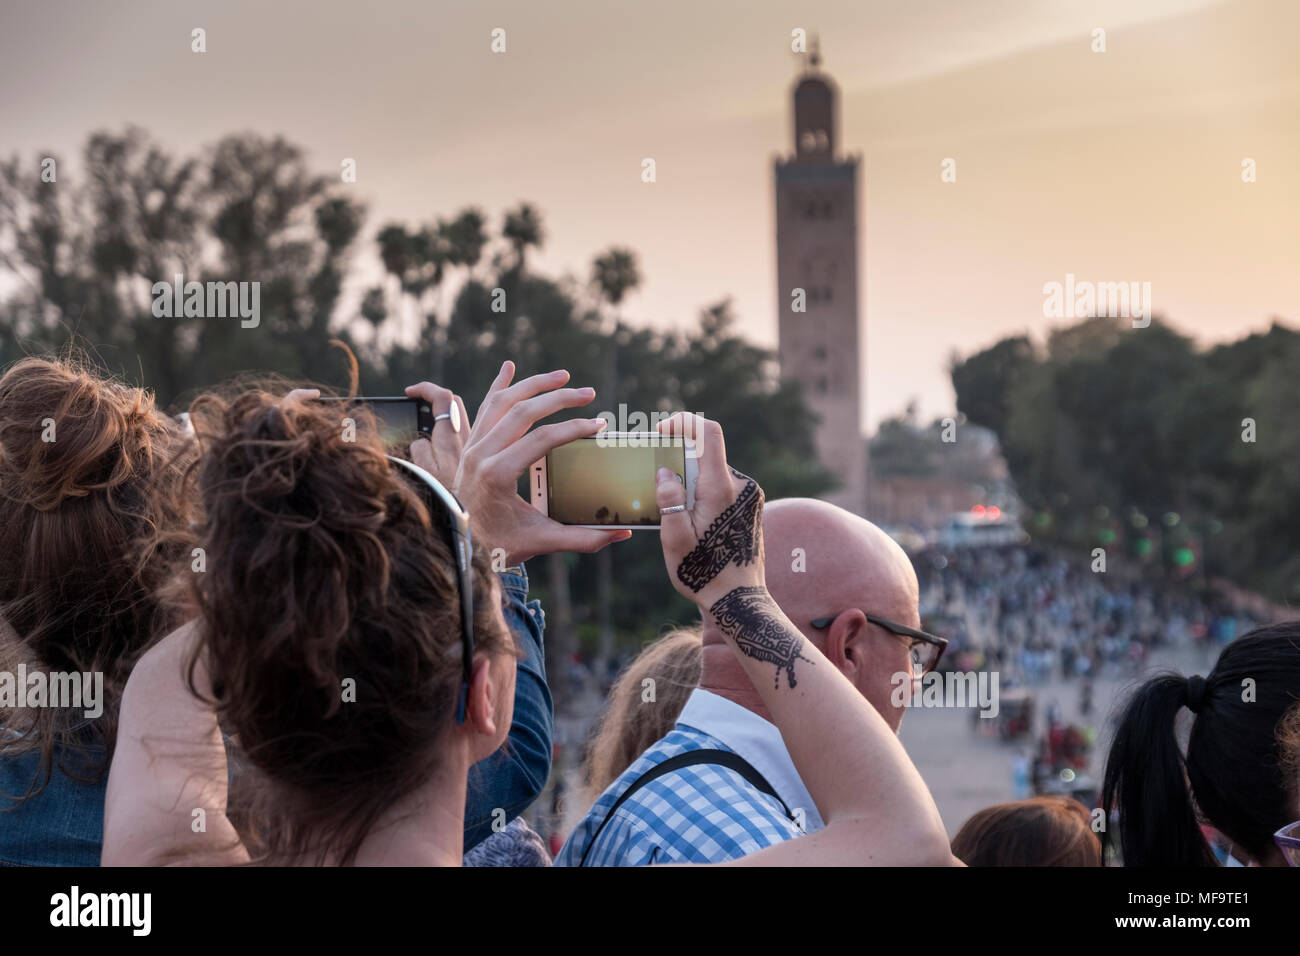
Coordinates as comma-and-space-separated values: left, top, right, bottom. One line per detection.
502, 203, 544, 274
408, 225, 450, 380
441, 208, 487, 277
378, 221, 455, 378
420, 208, 486, 380
591, 247, 640, 308
376, 224, 416, 345
590, 247, 642, 668
359, 286, 386, 326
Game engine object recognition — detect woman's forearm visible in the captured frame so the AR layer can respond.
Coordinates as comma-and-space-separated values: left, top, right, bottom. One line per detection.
706, 585, 954, 866
653, 417, 953, 866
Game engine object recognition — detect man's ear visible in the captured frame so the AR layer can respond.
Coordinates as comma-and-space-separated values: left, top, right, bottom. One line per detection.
827, 609, 867, 677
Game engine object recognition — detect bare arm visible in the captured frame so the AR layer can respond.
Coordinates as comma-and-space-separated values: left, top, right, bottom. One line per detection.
103, 389, 336, 865
654, 413, 957, 866
102, 620, 249, 866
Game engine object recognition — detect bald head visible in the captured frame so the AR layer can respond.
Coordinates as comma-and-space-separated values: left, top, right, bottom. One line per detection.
694, 498, 921, 728
762, 498, 919, 636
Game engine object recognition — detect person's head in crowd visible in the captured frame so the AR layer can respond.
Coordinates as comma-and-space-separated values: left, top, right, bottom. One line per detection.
0, 355, 193, 789
952, 796, 1101, 866
582, 626, 702, 803
1276, 701, 1300, 866
699, 497, 922, 731
1102, 622, 1300, 866
175, 388, 518, 864
1281, 700, 1300, 798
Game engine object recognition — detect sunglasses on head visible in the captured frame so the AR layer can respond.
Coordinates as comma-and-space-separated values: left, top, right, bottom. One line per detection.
386, 456, 474, 724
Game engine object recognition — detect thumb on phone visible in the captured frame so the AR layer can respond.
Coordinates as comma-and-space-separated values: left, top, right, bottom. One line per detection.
656, 465, 694, 585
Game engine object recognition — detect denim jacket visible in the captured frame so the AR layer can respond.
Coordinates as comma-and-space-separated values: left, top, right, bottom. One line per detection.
0, 564, 553, 865
463, 563, 554, 851
0, 744, 106, 866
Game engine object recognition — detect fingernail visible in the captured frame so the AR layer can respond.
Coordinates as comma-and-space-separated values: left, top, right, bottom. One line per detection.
591, 418, 607, 428
580, 386, 595, 396
656, 466, 674, 484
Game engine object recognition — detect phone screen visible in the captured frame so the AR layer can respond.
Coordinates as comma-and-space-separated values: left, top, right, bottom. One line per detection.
318, 398, 430, 445
546, 436, 687, 526
365, 401, 421, 444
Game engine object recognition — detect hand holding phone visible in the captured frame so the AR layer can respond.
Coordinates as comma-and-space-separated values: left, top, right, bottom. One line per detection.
402, 383, 470, 488
447, 362, 631, 566
654, 412, 766, 609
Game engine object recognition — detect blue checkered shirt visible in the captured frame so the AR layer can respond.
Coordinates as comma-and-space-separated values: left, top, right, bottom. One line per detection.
555, 690, 823, 866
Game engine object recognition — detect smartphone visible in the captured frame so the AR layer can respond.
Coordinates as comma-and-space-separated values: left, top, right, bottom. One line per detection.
317, 397, 436, 444
530, 432, 697, 530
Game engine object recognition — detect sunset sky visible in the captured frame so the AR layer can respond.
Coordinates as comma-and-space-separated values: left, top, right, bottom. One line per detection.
2, 0, 1295, 430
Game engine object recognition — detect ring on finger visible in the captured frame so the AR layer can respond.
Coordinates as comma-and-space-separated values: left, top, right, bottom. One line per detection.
659, 505, 686, 515
433, 402, 461, 433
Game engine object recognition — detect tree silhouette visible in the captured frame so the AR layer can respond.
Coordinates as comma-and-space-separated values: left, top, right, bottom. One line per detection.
0, 125, 847, 682
589, 247, 643, 664
502, 202, 544, 275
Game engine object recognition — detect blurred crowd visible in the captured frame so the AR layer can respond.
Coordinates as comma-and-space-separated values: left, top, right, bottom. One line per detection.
915, 545, 1261, 686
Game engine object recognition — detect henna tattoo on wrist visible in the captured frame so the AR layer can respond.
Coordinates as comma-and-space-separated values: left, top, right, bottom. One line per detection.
709, 585, 813, 690
676, 468, 764, 592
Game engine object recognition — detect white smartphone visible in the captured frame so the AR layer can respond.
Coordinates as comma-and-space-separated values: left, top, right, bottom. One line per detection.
530, 432, 698, 530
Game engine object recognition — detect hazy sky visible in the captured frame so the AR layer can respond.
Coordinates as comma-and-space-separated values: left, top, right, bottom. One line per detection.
2, 0, 1296, 429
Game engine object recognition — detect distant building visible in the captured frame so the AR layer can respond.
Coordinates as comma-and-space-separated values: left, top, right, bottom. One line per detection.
774, 45, 866, 514
870, 476, 987, 530
868, 420, 1018, 529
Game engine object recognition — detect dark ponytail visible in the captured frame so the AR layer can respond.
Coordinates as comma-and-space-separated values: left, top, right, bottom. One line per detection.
1102, 674, 1216, 866
1102, 622, 1300, 866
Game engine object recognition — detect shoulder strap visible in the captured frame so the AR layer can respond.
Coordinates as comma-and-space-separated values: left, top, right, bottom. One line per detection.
578, 748, 796, 867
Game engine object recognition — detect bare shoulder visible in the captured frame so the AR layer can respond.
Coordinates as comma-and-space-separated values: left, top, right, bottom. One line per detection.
122, 620, 207, 715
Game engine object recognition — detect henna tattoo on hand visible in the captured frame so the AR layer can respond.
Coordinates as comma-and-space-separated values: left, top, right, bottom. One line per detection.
676, 468, 764, 592
709, 586, 813, 690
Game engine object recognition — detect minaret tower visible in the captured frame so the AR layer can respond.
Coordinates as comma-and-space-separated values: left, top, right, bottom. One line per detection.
774, 42, 866, 514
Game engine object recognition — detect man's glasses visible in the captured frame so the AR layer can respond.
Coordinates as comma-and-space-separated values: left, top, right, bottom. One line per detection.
1275, 820, 1300, 866
387, 456, 474, 724
809, 611, 948, 676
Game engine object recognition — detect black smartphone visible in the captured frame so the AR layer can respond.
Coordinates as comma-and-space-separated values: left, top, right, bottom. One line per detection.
317, 396, 435, 443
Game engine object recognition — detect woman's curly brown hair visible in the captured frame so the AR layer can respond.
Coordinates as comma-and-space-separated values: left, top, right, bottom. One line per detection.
0, 355, 194, 794
175, 387, 512, 865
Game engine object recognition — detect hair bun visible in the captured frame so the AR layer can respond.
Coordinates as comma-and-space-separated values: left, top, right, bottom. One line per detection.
0, 359, 165, 512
